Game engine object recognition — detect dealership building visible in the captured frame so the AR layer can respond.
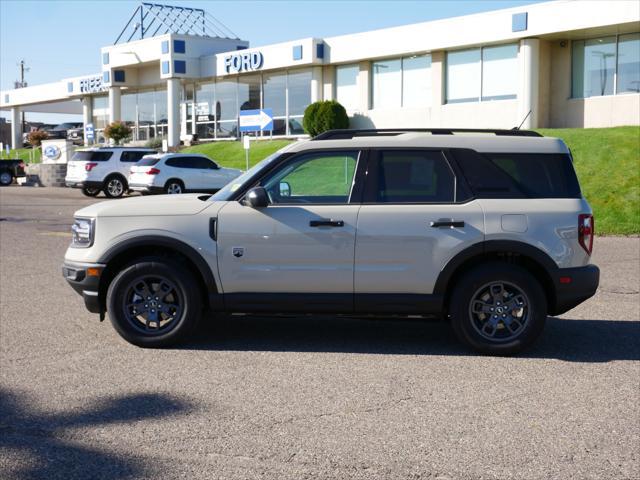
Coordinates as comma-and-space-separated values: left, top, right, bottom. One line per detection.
1, 0, 638, 148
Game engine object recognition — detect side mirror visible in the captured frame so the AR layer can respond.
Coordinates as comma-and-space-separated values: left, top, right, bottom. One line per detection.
244, 186, 269, 208
279, 181, 291, 197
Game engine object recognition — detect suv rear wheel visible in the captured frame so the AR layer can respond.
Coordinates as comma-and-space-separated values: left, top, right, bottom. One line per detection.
103, 175, 127, 198
449, 263, 547, 355
106, 257, 202, 347
164, 180, 184, 194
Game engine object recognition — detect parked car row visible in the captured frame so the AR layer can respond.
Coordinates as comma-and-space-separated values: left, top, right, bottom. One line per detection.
23, 122, 85, 146
64, 147, 241, 198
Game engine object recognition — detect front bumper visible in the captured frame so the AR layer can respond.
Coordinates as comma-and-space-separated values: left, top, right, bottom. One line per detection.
62, 261, 106, 314
551, 264, 600, 315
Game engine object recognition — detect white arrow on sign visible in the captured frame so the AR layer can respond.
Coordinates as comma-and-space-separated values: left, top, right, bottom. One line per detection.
239, 110, 272, 130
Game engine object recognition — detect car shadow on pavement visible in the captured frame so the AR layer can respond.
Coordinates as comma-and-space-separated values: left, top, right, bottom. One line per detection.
187, 315, 640, 362
0, 388, 192, 480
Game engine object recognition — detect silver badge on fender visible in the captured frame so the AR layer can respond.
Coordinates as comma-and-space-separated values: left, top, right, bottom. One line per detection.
232, 247, 244, 258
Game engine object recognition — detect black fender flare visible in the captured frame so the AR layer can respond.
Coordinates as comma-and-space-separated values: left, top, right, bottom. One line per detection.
433, 240, 559, 296
98, 235, 218, 295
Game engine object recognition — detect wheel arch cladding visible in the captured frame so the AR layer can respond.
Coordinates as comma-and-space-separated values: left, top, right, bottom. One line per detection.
434, 240, 558, 313
97, 236, 217, 312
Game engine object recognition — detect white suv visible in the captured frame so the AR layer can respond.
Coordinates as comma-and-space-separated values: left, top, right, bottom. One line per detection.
65, 147, 157, 198
62, 129, 599, 354
128, 153, 242, 194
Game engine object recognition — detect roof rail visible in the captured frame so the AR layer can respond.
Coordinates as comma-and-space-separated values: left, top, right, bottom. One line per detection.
312, 128, 543, 140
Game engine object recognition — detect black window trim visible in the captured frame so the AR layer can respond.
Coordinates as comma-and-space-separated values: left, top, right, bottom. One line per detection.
361, 147, 472, 205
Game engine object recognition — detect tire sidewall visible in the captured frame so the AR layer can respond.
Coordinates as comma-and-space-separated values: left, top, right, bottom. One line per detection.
82, 187, 101, 197
103, 175, 127, 198
165, 180, 184, 194
106, 259, 201, 347
450, 263, 547, 355
0, 172, 13, 186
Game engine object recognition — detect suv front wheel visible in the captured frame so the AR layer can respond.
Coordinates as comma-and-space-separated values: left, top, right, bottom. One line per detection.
449, 263, 547, 355
106, 257, 202, 347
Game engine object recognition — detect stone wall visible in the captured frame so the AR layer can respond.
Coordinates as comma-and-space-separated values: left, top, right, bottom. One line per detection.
25, 164, 67, 187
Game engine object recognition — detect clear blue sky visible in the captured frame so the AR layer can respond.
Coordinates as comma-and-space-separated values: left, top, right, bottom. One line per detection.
0, 0, 542, 122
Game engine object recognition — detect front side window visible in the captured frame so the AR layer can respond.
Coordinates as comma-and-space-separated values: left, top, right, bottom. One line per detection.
261, 151, 359, 204
372, 150, 455, 203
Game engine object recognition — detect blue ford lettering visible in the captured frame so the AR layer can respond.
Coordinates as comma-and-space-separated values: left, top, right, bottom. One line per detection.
224, 52, 263, 73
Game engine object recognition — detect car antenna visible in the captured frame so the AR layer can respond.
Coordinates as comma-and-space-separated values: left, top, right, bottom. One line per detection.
513, 110, 532, 130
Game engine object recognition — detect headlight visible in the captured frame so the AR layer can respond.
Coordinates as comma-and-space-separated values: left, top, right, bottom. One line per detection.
71, 217, 95, 248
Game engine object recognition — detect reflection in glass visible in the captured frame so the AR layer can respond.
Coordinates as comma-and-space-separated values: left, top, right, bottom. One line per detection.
446, 48, 481, 103
288, 69, 312, 116
572, 37, 616, 98
481, 44, 518, 101
402, 54, 431, 107
372, 58, 402, 109
263, 73, 286, 117
336, 64, 359, 111
617, 33, 640, 94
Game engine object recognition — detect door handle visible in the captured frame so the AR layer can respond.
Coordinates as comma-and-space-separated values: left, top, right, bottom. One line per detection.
310, 219, 345, 227
430, 219, 465, 228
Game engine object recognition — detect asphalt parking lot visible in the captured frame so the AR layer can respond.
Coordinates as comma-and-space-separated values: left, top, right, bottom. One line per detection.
0, 186, 638, 480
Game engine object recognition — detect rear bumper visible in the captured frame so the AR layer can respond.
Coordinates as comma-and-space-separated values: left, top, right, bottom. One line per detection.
62, 261, 106, 314
65, 180, 102, 189
551, 264, 600, 315
129, 183, 163, 194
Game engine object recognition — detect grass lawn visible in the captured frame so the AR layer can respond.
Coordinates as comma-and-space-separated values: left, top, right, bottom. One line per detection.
537, 126, 639, 235
2, 147, 41, 163
182, 139, 294, 170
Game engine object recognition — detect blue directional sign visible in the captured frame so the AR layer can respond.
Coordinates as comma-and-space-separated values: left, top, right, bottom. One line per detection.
85, 123, 95, 140
239, 108, 273, 132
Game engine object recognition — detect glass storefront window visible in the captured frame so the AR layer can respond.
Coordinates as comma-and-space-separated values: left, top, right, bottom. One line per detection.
617, 33, 640, 94
121, 92, 137, 125
288, 69, 312, 116
572, 37, 616, 98
402, 54, 431, 107
336, 64, 359, 111
238, 74, 260, 111
481, 44, 518, 101
91, 95, 108, 130
372, 59, 402, 109
263, 73, 286, 117
446, 48, 481, 103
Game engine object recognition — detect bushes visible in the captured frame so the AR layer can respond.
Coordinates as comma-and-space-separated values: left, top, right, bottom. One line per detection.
27, 130, 49, 147
103, 121, 132, 145
303, 100, 349, 137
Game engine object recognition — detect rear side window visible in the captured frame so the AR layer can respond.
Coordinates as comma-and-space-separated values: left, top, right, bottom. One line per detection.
120, 151, 155, 162
136, 157, 161, 166
165, 157, 200, 168
71, 151, 113, 162
368, 150, 456, 203
453, 149, 581, 198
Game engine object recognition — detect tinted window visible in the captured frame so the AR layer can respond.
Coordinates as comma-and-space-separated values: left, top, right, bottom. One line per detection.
192, 157, 217, 169
165, 156, 200, 168
453, 149, 581, 198
120, 151, 155, 162
261, 151, 359, 204
137, 156, 161, 166
372, 150, 455, 203
71, 151, 113, 162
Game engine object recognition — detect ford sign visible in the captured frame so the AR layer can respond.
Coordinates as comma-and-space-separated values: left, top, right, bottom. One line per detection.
224, 52, 263, 73
44, 145, 61, 160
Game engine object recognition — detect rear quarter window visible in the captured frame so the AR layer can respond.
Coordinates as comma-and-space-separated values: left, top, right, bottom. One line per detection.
452, 149, 581, 199
120, 151, 156, 162
71, 151, 113, 162
136, 157, 161, 166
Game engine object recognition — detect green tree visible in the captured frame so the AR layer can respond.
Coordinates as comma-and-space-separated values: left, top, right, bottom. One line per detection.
303, 100, 349, 137
103, 121, 132, 145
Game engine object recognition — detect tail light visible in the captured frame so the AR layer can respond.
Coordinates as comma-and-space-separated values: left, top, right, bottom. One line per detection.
578, 214, 594, 255
146, 168, 160, 175
85, 162, 98, 172
18, 161, 25, 169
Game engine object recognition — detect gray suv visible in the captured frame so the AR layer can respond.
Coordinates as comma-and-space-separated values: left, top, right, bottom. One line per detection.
62, 129, 599, 354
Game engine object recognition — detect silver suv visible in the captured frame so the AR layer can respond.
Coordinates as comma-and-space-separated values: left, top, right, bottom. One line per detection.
62, 129, 599, 354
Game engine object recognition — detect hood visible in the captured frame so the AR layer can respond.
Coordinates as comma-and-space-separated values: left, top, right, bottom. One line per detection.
74, 194, 214, 218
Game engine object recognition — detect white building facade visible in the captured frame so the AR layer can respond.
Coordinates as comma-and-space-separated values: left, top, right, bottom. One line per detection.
1, 0, 639, 148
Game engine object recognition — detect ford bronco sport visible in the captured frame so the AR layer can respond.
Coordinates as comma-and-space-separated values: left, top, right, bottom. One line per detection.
62, 129, 599, 354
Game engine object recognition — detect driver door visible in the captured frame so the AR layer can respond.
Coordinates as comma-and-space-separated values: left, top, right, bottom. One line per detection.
216, 150, 362, 312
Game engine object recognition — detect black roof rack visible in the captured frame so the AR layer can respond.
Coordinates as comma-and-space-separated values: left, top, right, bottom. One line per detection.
313, 128, 543, 140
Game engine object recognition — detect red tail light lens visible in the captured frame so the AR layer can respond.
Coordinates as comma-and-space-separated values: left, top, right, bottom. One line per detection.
578, 214, 594, 255
85, 162, 98, 172
146, 168, 160, 175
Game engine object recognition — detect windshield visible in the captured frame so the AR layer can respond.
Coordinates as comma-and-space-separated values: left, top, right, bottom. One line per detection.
54, 123, 75, 130
211, 143, 297, 201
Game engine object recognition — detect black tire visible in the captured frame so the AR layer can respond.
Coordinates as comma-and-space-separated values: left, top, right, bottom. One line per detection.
449, 262, 547, 355
103, 175, 127, 198
164, 179, 185, 194
106, 257, 202, 347
0, 171, 13, 186
82, 186, 101, 197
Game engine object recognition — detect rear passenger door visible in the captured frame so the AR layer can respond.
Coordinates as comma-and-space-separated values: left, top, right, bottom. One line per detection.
354, 149, 484, 311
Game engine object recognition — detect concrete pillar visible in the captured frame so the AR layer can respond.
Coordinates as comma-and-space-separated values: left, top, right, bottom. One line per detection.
430, 51, 445, 127
108, 86, 121, 123
10, 107, 21, 150
518, 38, 540, 129
357, 61, 371, 112
82, 97, 92, 146
322, 65, 334, 101
311, 66, 323, 103
167, 78, 180, 147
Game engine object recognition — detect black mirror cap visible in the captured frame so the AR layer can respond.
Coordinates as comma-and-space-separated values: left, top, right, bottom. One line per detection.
244, 186, 269, 208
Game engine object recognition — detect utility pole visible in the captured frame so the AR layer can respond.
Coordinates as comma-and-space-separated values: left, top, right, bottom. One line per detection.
16, 59, 29, 134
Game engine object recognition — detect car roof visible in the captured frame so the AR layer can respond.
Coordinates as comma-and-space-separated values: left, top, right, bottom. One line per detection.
288, 132, 569, 155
